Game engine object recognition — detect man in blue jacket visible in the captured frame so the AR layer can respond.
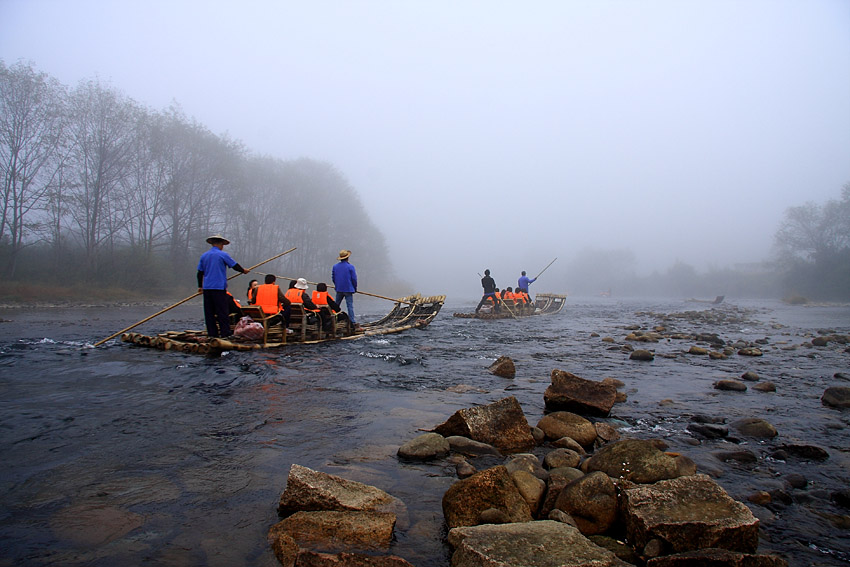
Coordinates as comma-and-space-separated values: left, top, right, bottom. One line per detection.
332, 249, 359, 329
197, 234, 250, 338
517, 271, 537, 294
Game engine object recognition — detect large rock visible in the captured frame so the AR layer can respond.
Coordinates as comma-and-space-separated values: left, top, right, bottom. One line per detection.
543, 370, 617, 416
554, 471, 618, 535
621, 474, 759, 554
269, 510, 396, 553
296, 551, 415, 566
645, 548, 788, 566
397, 432, 450, 461
537, 411, 598, 446
278, 464, 396, 516
510, 470, 546, 516
433, 396, 535, 453
442, 465, 533, 528
488, 356, 516, 378
582, 439, 680, 483
730, 418, 777, 439
822, 386, 850, 408
446, 436, 501, 456
447, 520, 630, 567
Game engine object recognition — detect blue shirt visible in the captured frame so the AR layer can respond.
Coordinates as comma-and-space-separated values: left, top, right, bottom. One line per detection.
197, 247, 237, 290
517, 275, 536, 290
332, 260, 358, 293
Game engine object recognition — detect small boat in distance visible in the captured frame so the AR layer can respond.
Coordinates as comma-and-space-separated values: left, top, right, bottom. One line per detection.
453, 293, 567, 319
685, 295, 725, 305
122, 294, 446, 355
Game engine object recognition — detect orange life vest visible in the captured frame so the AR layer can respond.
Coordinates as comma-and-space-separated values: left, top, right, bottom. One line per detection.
255, 284, 281, 314
285, 288, 303, 304
312, 290, 336, 309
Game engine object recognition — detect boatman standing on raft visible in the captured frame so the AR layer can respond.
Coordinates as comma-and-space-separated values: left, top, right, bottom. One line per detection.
197, 234, 250, 338
475, 269, 501, 313
517, 271, 536, 294
332, 249, 360, 331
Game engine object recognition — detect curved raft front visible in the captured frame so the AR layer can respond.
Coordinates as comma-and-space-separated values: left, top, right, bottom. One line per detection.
453, 293, 567, 319
121, 294, 446, 355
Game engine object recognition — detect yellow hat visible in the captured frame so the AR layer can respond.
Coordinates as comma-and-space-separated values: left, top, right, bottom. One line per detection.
338, 249, 351, 260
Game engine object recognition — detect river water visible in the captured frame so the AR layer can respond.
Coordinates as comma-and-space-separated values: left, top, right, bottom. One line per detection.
0, 296, 848, 566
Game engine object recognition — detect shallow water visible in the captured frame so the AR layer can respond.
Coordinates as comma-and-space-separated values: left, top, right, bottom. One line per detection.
0, 296, 848, 566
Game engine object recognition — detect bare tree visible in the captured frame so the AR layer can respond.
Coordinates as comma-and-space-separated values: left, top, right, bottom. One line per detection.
0, 61, 66, 277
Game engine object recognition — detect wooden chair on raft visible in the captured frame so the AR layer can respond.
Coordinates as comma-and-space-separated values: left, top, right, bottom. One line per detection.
240, 305, 285, 345
287, 304, 322, 342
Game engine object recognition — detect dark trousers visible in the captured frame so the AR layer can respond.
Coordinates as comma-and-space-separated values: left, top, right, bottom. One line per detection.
476, 293, 500, 312
203, 289, 232, 338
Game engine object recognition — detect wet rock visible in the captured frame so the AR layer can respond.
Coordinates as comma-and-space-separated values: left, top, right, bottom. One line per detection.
504, 453, 547, 480
543, 448, 581, 470
479, 507, 510, 524
714, 379, 747, 392
50, 503, 144, 548
831, 489, 850, 508
582, 439, 680, 483
747, 491, 772, 506
554, 471, 618, 535
548, 467, 585, 484
531, 426, 545, 444
708, 351, 727, 360
295, 551, 415, 567
775, 443, 829, 461
687, 422, 728, 439
447, 520, 629, 567
822, 386, 850, 408
695, 332, 725, 346
674, 454, 698, 476
629, 349, 655, 361
397, 432, 449, 461
446, 436, 501, 457
601, 377, 625, 389
730, 418, 777, 438
589, 535, 640, 564
543, 370, 618, 416
548, 509, 579, 527
278, 464, 396, 516
433, 396, 535, 453
692, 414, 725, 424
551, 436, 586, 454
688, 346, 709, 355
442, 465, 533, 528
271, 531, 298, 567
594, 421, 621, 446
741, 371, 760, 381
737, 347, 763, 357
456, 459, 477, 479
601, 336, 615, 343
269, 510, 396, 553
752, 382, 776, 392
488, 355, 516, 378
537, 411, 598, 446
812, 336, 830, 346
538, 472, 570, 519
784, 473, 807, 489
615, 391, 628, 403
621, 473, 759, 554
509, 470, 546, 515
645, 548, 788, 567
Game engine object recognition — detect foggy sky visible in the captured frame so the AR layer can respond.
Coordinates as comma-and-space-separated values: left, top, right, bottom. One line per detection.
2, 0, 849, 297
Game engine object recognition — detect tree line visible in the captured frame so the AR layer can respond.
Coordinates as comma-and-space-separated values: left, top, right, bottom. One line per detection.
0, 60, 393, 296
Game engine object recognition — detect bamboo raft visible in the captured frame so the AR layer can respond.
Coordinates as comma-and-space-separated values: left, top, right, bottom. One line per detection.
453, 293, 567, 319
121, 294, 446, 355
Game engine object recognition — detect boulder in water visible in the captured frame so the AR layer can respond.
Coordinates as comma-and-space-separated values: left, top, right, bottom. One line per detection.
433, 396, 535, 453
441, 465, 532, 528
488, 355, 516, 378
543, 370, 617, 416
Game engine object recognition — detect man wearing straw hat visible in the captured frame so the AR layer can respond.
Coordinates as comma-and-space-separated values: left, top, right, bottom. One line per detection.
197, 234, 250, 338
332, 249, 360, 330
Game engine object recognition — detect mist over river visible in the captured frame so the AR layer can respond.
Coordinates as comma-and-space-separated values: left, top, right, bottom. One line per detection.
0, 297, 848, 566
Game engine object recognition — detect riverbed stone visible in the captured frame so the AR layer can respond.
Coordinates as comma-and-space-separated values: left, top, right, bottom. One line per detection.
629, 349, 655, 361
774, 443, 829, 461
397, 432, 449, 461
737, 347, 763, 356
543, 369, 618, 416
554, 471, 618, 535
544, 448, 582, 470
442, 465, 533, 528
741, 371, 760, 381
752, 382, 776, 392
581, 439, 680, 483
594, 421, 620, 447
822, 386, 850, 408
730, 418, 777, 438
269, 510, 396, 552
687, 422, 728, 439
688, 346, 709, 355
621, 473, 759, 554
445, 436, 501, 457
488, 355, 516, 378
537, 411, 597, 446
552, 436, 586, 454
447, 520, 630, 567
510, 469, 546, 515
433, 396, 535, 453
278, 464, 396, 516
714, 379, 747, 392
504, 453, 547, 480
645, 548, 788, 566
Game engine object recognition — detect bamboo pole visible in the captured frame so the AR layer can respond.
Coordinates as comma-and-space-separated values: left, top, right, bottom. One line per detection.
253, 273, 417, 305
93, 247, 297, 346
534, 257, 558, 280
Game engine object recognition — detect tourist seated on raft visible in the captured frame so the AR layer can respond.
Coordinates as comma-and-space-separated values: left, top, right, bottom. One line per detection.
227, 291, 243, 318
250, 274, 292, 332
284, 278, 324, 328
312, 282, 351, 332
246, 279, 259, 304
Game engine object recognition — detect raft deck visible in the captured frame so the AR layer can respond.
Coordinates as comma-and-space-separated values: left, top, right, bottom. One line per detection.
122, 294, 446, 355
453, 293, 567, 319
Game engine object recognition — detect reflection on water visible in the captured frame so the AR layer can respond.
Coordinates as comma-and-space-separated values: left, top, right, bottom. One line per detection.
0, 297, 849, 566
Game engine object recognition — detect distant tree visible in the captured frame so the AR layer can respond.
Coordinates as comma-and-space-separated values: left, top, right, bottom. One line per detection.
0, 61, 66, 277
774, 185, 850, 299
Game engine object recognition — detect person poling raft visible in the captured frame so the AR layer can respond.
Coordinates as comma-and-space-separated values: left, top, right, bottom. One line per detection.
458, 258, 564, 319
